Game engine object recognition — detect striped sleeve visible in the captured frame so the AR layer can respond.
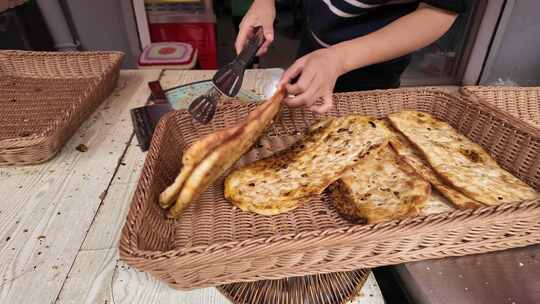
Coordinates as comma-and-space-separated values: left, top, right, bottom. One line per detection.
422, 0, 466, 13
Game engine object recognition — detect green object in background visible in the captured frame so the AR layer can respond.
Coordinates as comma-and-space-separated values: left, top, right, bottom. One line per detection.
231, 0, 253, 16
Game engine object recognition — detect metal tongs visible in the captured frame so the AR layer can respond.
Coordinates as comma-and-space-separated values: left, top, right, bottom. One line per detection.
188, 26, 265, 124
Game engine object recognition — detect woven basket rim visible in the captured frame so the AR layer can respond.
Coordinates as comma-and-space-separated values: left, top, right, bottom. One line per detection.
0, 49, 125, 58
119, 87, 540, 263
0, 50, 125, 78
121, 199, 540, 260
459, 86, 540, 131
462, 85, 540, 91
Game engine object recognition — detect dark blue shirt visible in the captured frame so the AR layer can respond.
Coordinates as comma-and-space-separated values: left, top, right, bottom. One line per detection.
305, 0, 466, 47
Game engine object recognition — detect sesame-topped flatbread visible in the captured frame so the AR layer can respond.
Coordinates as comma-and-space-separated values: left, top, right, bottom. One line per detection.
380, 119, 483, 210
164, 89, 286, 218
419, 190, 454, 216
159, 116, 245, 209
329, 144, 432, 224
388, 111, 539, 206
224, 116, 389, 215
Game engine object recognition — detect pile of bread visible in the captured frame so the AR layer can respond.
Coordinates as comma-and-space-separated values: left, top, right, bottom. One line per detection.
159, 90, 539, 223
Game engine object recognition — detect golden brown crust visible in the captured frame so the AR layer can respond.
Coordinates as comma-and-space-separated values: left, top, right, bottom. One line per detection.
165, 89, 286, 218
328, 180, 367, 224
328, 144, 431, 224
380, 118, 484, 210
224, 116, 389, 216
158, 109, 245, 209
388, 111, 539, 206
419, 190, 453, 216
232, 196, 305, 216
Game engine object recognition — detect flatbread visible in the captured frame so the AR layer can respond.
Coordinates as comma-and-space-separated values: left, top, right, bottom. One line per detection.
329, 145, 431, 224
419, 190, 454, 216
224, 116, 389, 215
388, 111, 539, 206
165, 89, 286, 218
224, 118, 334, 216
159, 119, 243, 209
381, 119, 484, 210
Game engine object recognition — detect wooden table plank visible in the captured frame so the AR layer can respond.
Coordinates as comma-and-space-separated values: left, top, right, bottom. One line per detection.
57, 143, 240, 304
60, 149, 383, 304
56, 144, 144, 304
58, 69, 384, 304
0, 70, 161, 304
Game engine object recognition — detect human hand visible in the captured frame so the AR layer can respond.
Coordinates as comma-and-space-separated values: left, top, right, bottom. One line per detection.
234, 0, 276, 56
278, 48, 345, 113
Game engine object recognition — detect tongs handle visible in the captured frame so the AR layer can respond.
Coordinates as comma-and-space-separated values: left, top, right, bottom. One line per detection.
236, 26, 265, 66
212, 26, 265, 97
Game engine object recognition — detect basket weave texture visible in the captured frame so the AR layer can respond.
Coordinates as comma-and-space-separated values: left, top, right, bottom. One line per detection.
0, 50, 124, 165
119, 88, 540, 290
218, 269, 370, 304
462, 86, 540, 129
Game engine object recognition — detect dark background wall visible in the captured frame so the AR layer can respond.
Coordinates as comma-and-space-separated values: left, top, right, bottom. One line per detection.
61, 0, 140, 68
481, 0, 540, 85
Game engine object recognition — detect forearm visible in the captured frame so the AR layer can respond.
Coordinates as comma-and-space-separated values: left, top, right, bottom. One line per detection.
332, 4, 458, 74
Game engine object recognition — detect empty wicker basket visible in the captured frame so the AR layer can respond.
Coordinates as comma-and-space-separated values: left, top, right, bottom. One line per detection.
0, 50, 124, 165
461, 86, 540, 129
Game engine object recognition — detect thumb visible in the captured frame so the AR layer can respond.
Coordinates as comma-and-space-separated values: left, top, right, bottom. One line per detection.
278, 58, 305, 88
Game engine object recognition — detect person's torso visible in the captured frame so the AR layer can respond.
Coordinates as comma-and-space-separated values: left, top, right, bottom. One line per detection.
305, 0, 420, 46
231, 0, 254, 16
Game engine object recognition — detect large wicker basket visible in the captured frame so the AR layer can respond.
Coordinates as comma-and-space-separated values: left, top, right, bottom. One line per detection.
0, 50, 124, 165
119, 88, 540, 290
461, 86, 540, 129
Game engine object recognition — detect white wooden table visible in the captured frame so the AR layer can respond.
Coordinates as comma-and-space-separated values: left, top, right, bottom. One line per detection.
0, 69, 384, 304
